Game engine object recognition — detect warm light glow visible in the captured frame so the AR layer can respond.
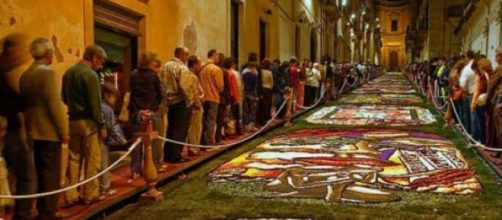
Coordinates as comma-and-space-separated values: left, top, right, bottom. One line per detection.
351, 14, 356, 19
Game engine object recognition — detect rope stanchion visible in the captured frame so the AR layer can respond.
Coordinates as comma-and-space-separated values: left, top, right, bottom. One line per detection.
0, 138, 143, 199
449, 98, 502, 152
157, 98, 289, 149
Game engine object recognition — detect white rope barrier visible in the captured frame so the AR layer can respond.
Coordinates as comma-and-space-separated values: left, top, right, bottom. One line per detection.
347, 75, 360, 88
337, 78, 348, 94
295, 86, 327, 110
431, 80, 447, 110
0, 138, 143, 199
157, 98, 289, 149
449, 98, 502, 152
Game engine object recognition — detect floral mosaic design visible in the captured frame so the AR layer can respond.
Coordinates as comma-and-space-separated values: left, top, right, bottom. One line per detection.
305, 105, 436, 126
209, 129, 481, 203
352, 83, 417, 94
338, 94, 423, 105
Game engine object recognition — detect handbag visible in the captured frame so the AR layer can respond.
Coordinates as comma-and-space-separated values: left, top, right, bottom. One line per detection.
225, 119, 236, 136
452, 86, 463, 101
476, 93, 487, 106
118, 92, 131, 122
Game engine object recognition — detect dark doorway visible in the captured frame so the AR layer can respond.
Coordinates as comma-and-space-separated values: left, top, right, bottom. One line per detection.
94, 0, 141, 97
310, 28, 317, 62
259, 19, 267, 62
94, 26, 138, 95
389, 50, 398, 71
230, 1, 240, 61
295, 26, 301, 57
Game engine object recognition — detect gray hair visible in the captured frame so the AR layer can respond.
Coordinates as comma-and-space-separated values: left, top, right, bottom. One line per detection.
30, 38, 53, 59
83, 45, 107, 61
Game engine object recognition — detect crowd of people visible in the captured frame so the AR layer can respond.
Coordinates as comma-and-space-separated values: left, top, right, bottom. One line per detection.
405, 47, 502, 161
0, 32, 382, 219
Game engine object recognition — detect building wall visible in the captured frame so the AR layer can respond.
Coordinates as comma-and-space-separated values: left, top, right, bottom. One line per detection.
0, 0, 330, 88
458, 0, 502, 67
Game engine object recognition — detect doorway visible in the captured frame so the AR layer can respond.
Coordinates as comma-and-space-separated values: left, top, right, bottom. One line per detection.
310, 28, 317, 62
259, 19, 267, 62
389, 50, 398, 71
94, 26, 138, 96
230, 1, 240, 61
94, 0, 141, 97
295, 26, 301, 58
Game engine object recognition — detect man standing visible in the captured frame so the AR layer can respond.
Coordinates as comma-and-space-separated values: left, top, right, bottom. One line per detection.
199, 50, 224, 145
288, 57, 301, 112
0, 33, 36, 220
186, 55, 205, 155
62, 45, 107, 205
487, 47, 502, 158
459, 51, 476, 134
162, 47, 193, 162
20, 38, 69, 219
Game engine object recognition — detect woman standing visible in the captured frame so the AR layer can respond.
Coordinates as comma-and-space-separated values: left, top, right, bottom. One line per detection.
257, 59, 274, 126
304, 63, 322, 106
470, 58, 491, 143
129, 51, 163, 178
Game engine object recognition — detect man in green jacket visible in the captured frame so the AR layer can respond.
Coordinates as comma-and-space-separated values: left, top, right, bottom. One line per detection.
62, 45, 107, 205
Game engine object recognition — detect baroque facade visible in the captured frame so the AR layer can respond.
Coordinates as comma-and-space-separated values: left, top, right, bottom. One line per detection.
405, 0, 502, 66
0, 0, 382, 85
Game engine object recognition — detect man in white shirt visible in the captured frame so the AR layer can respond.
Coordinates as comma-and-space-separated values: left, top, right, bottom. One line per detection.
459, 51, 476, 133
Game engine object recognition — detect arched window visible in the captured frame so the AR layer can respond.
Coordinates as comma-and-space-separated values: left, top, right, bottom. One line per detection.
389, 12, 400, 32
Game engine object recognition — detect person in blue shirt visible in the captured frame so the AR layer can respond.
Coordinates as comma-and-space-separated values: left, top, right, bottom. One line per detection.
100, 82, 127, 200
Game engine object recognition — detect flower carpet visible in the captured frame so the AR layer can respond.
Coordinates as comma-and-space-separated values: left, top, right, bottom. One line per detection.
209, 129, 481, 203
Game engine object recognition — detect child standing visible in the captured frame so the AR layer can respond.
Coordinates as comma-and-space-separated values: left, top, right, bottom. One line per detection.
100, 83, 127, 200
242, 62, 259, 132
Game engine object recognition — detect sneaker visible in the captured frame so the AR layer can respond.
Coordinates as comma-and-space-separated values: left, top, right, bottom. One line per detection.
106, 189, 117, 196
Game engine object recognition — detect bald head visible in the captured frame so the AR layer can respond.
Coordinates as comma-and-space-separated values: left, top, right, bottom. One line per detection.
174, 46, 189, 63
496, 47, 502, 66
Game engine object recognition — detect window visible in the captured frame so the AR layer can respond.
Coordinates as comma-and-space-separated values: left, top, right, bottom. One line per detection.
391, 20, 398, 32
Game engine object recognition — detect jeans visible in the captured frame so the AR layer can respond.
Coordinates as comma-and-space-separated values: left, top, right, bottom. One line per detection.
257, 88, 273, 125
304, 85, 318, 106
243, 95, 258, 126
202, 101, 219, 145
4, 132, 36, 220
461, 95, 472, 134
231, 103, 243, 134
164, 102, 191, 162
215, 103, 229, 143
453, 100, 462, 123
471, 105, 486, 143
33, 140, 61, 218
